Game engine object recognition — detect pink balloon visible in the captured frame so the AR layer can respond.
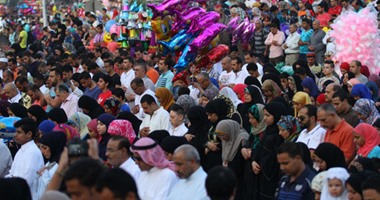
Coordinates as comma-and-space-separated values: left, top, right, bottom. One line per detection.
189, 23, 227, 53
182, 7, 206, 22
110, 24, 121, 35
187, 11, 220, 34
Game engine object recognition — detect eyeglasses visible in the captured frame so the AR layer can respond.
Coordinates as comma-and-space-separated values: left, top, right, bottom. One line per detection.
298, 116, 306, 122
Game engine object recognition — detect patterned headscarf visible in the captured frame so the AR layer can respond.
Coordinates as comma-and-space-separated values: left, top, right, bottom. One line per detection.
53, 124, 80, 141
262, 79, 282, 103
87, 118, 101, 142
68, 112, 91, 139
353, 98, 380, 125
248, 104, 267, 135
277, 115, 301, 142
108, 120, 136, 144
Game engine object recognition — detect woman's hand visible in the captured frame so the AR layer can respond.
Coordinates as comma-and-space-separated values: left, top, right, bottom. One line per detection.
207, 141, 219, 151
252, 161, 261, 174
241, 148, 252, 160
184, 134, 195, 142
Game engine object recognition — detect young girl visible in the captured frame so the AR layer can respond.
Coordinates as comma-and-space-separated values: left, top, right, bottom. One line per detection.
320, 167, 349, 200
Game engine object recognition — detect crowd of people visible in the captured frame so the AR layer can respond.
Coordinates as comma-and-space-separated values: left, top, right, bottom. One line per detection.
1, 0, 380, 200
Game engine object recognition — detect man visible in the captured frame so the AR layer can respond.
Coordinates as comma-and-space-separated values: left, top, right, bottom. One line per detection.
317, 103, 355, 162
324, 83, 342, 102
17, 24, 28, 51
14, 76, 32, 108
243, 51, 263, 77
155, 57, 174, 89
104, 60, 121, 88
130, 137, 178, 200
130, 78, 156, 120
231, 57, 249, 86
362, 176, 380, 200
8, 58, 18, 79
283, 24, 300, 66
94, 24, 105, 47
169, 104, 188, 137
0, 141, 12, 178
218, 56, 235, 87
276, 142, 316, 200
0, 57, 7, 79
46, 68, 65, 109
264, 23, 285, 65
331, 90, 360, 127
193, 72, 219, 101
167, 145, 208, 200
79, 71, 102, 100
56, 84, 80, 118
205, 166, 237, 200
33, 73, 49, 95
341, 0, 354, 12
306, 52, 322, 77
247, 63, 261, 80
350, 60, 368, 84
22, 51, 40, 77
139, 94, 170, 137
296, 105, 326, 151
2, 70, 14, 85
106, 136, 140, 180
317, 61, 340, 91
7, 118, 44, 200
309, 20, 326, 65
134, 61, 155, 92
299, 19, 314, 60
3, 83, 22, 104
120, 57, 135, 91
64, 158, 105, 200
253, 19, 269, 60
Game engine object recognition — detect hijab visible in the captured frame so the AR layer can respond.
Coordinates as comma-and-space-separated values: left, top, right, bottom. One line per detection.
314, 143, 346, 170
155, 87, 175, 110
205, 98, 229, 124
38, 120, 56, 135
0, 100, 10, 117
108, 119, 136, 144
9, 103, 28, 118
87, 118, 101, 142
353, 123, 380, 157
262, 79, 282, 103
347, 78, 360, 87
97, 113, 116, 129
219, 87, 242, 108
248, 104, 267, 135
47, 108, 67, 124
244, 76, 262, 89
369, 74, 380, 94
215, 119, 249, 162
351, 84, 372, 100
187, 106, 209, 136
320, 167, 349, 200
245, 85, 264, 105
78, 95, 105, 119
116, 111, 142, 135
53, 124, 80, 141
233, 84, 247, 102
365, 81, 379, 102
292, 91, 312, 116
277, 115, 301, 142
176, 94, 196, 114
68, 112, 91, 139
264, 102, 287, 134
353, 98, 380, 125
301, 77, 319, 99
38, 131, 67, 163
148, 130, 170, 145
27, 105, 47, 125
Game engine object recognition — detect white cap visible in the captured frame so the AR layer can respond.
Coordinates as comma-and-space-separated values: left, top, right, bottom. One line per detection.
0, 58, 8, 63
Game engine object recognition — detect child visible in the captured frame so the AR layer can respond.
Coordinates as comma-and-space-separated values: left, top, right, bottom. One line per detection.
320, 167, 349, 200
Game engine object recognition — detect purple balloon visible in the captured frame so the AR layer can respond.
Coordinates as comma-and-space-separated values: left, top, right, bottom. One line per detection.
228, 17, 240, 32
189, 23, 227, 53
188, 11, 221, 34
241, 22, 256, 43
172, 7, 206, 33
148, 0, 191, 19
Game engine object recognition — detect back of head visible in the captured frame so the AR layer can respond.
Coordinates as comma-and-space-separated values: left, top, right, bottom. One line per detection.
362, 175, 380, 195
206, 166, 237, 200
0, 177, 32, 200
64, 158, 105, 188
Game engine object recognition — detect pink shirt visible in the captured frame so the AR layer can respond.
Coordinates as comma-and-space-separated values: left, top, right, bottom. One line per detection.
264, 31, 285, 58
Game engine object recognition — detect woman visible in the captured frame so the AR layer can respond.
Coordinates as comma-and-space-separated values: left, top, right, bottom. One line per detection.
314, 143, 346, 171
36, 131, 66, 199
78, 95, 105, 119
287, 75, 303, 101
155, 87, 175, 111
353, 98, 380, 125
342, 72, 355, 93
351, 84, 372, 100
53, 123, 80, 141
38, 120, 56, 136
233, 84, 247, 102
108, 119, 137, 145
97, 113, 115, 160
352, 123, 380, 158
8, 103, 28, 118
47, 108, 67, 125
28, 105, 48, 126
369, 74, 380, 94
214, 95, 242, 125
237, 85, 264, 132
346, 172, 376, 200
68, 112, 92, 139
262, 79, 283, 103
215, 119, 249, 200
302, 77, 320, 99
117, 111, 142, 136
185, 106, 209, 169
365, 81, 379, 102
292, 91, 312, 116
204, 98, 229, 171
277, 115, 301, 142
87, 118, 101, 142
251, 102, 286, 200
347, 78, 361, 93
219, 87, 242, 109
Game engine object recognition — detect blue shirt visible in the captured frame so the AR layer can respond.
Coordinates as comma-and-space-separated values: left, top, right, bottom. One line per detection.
299, 29, 314, 54
276, 166, 316, 200
155, 70, 174, 90
84, 86, 102, 100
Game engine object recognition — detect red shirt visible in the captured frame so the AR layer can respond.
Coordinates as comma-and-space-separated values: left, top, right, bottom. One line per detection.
97, 90, 112, 106
324, 120, 355, 162
316, 12, 332, 28
328, 5, 342, 17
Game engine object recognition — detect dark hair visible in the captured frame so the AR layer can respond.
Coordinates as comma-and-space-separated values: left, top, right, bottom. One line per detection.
64, 158, 105, 188
169, 104, 185, 116
95, 168, 139, 199
50, 67, 63, 78
56, 84, 70, 93
124, 57, 135, 65
14, 118, 37, 139
270, 22, 278, 28
140, 94, 156, 105
206, 166, 237, 200
294, 67, 306, 75
277, 142, 303, 158
110, 135, 132, 155
178, 87, 190, 96
247, 63, 258, 72
104, 59, 114, 67
79, 71, 91, 80
62, 64, 72, 73
302, 104, 317, 118
324, 60, 335, 68
112, 88, 125, 100
98, 73, 112, 87
362, 175, 380, 194
14, 76, 28, 84
244, 51, 255, 57
231, 56, 242, 65
332, 90, 348, 102
0, 177, 32, 200
131, 77, 144, 87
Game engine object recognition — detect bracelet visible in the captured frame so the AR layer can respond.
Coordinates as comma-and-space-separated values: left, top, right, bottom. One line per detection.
56, 170, 65, 177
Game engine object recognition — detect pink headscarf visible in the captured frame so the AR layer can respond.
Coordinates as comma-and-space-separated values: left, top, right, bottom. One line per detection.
108, 120, 136, 144
347, 78, 361, 87
233, 84, 247, 102
53, 124, 80, 141
130, 137, 176, 171
354, 123, 380, 157
87, 119, 101, 142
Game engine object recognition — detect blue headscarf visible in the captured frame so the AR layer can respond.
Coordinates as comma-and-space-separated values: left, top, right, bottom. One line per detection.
301, 77, 319, 99
365, 81, 379, 102
351, 84, 372, 100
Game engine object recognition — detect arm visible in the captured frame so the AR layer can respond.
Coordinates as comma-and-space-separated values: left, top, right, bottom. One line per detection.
288, 35, 300, 50
264, 33, 272, 46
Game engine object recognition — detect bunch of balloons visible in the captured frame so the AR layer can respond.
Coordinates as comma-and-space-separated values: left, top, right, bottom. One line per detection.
18, 1, 40, 15
228, 17, 255, 46
148, 0, 230, 72
331, 4, 380, 75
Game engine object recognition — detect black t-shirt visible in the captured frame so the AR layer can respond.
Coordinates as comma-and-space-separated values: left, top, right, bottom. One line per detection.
110, 73, 121, 88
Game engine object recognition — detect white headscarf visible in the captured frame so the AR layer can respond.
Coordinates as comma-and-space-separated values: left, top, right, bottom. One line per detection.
219, 87, 242, 108
320, 167, 349, 200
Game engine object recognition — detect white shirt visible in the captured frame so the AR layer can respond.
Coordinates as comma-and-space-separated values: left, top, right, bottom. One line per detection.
39, 85, 50, 95
167, 167, 209, 200
60, 93, 80, 119
8, 92, 22, 103
119, 157, 141, 181
233, 69, 250, 84
283, 31, 300, 54
120, 69, 135, 89
296, 124, 326, 150
137, 167, 178, 200
139, 106, 170, 133
219, 70, 235, 86
169, 123, 188, 137
7, 140, 44, 200
243, 63, 264, 82
0, 142, 12, 178
134, 89, 156, 120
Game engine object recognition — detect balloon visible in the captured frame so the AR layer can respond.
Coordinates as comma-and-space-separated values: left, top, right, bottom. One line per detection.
189, 23, 227, 53
241, 22, 255, 43
171, 7, 206, 33
130, 1, 138, 12
187, 11, 220, 34
123, 4, 129, 11
228, 17, 240, 31
148, 0, 191, 19
181, 7, 206, 22
174, 43, 196, 72
105, 20, 116, 33
232, 18, 250, 45
198, 35, 219, 55
129, 29, 139, 40
151, 15, 173, 41
207, 44, 229, 65
110, 24, 121, 35
103, 32, 112, 45
159, 29, 193, 55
